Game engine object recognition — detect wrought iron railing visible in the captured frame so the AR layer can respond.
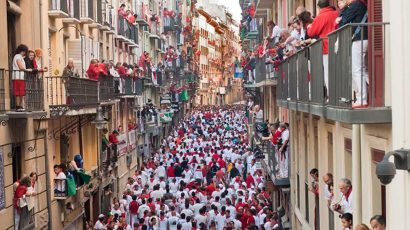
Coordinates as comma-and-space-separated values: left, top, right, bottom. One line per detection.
0, 69, 5, 112
7, 70, 44, 111
46, 76, 98, 107
118, 17, 138, 44
79, 0, 94, 19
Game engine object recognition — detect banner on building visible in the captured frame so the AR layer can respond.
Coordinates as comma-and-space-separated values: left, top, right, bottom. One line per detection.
128, 130, 137, 151
0, 148, 4, 209
117, 133, 128, 156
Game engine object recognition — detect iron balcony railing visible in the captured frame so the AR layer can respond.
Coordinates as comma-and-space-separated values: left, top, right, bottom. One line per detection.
135, 3, 149, 24
49, 0, 69, 13
46, 76, 98, 107
0, 69, 5, 112
117, 17, 138, 44
276, 22, 388, 109
7, 70, 44, 111
163, 17, 176, 32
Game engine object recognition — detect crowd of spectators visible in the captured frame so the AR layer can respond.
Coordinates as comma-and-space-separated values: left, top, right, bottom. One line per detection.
308, 169, 386, 230
240, 0, 369, 107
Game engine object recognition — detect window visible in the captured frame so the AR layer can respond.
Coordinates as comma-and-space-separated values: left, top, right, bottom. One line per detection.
328, 132, 333, 172
12, 144, 22, 182
344, 138, 352, 179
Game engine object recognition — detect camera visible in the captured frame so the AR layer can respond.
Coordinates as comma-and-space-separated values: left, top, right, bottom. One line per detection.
375, 159, 396, 185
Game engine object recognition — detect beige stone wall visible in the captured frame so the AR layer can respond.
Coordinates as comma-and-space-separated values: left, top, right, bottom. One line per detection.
289, 111, 392, 230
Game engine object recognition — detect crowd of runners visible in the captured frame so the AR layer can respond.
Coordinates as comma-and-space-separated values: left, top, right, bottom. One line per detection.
93, 106, 279, 230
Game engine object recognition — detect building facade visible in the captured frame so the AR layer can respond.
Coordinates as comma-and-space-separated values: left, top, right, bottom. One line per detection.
0, 0, 194, 229
241, 0, 410, 230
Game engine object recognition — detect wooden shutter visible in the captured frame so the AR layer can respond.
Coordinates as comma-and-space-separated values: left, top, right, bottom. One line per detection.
368, 0, 384, 106
67, 39, 83, 75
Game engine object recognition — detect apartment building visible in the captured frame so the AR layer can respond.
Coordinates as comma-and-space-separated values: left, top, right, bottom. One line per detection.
242, 0, 410, 229
0, 0, 192, 229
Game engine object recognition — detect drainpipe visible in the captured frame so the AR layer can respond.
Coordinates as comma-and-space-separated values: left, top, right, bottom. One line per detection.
39, 0, 53, 228
352, 124, 362, 224
43, 131, 53, 229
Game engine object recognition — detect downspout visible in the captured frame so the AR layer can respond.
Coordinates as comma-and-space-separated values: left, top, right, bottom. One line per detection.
352, 124, 362, 224
39, 0, 53, 229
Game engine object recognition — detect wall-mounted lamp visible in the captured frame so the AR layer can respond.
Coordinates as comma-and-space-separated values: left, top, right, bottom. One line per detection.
376, 149, 410, 185
92, 107, 107, 130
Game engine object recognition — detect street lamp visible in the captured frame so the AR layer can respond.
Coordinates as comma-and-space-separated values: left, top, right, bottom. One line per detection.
92, 106, 107, 215
92, 107, 107, 130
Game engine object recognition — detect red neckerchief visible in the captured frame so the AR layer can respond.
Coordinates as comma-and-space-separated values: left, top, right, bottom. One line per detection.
344, 187, 353, 200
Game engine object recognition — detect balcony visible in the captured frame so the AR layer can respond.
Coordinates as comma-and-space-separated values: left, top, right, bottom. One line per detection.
264, 141, 290, 187
79, 0, 94, 24
117, 17, 138, 45
163, 17, 177, 33
276, 23, 391, 124
61, 0, 80, 24
101, 6, 115, 33
6, 70, 45, 118
135, 3, 149, 26
46, 76, 98, 116
49, 0, 69, 18
149, 22, 161, 40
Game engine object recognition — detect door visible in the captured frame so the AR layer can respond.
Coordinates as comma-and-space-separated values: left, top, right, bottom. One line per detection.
367, 0, 384, 106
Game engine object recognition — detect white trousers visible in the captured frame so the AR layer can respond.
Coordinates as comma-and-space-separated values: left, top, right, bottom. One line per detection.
323, 54, 329, 96
352, 40, 369, 106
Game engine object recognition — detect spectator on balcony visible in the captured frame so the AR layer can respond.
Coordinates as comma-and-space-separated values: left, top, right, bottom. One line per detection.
341, 213, 353, 230
118, 3, 127, 18
109, 130, 120, 145
323, 172, 334, 208
62, 58, 79, 78
127, 11, 137, 25
34, 48, 48, 74
335, 0, 348, 27
333, 178, 353, 214
338, 0, 368, 108
54, 164, 67, 197
12, 44, 33, 112
307, 0, 339, 98
86, 59, 100, 81
298, 11, 314, 41
370, 215, 386, 230
267, 21, 281, 44
24, 50, 39, 74
355, 224, 370, 230
101, 128, 111, 152
98, 60, 108, 76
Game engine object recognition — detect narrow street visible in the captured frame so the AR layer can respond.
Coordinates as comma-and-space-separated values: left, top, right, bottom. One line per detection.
91, 105, 278, 229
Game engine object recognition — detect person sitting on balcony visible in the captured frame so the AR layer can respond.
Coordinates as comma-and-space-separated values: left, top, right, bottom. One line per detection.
86, 59, 100, 81
337, 0, 368, 108
118, 3, 127, 18
54, 164, 67, 197
307, 0, 339, 99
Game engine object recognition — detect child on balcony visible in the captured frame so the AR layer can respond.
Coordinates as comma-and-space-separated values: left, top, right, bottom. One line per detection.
54, 164, 67, 197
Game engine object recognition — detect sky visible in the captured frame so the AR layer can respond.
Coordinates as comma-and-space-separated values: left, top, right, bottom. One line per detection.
215, 0, 242, 22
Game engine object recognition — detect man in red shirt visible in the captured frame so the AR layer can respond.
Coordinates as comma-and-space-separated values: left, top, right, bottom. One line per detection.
129, 195, 139, 226
307, 0, 339, 98
167, 163, 175, 178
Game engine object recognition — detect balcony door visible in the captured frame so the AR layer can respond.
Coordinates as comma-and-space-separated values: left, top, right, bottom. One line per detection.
367, 0, 384, 106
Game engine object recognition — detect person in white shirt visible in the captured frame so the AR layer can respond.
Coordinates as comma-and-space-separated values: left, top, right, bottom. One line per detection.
137, 199, 150, 218
94, 214, 107, 230
215, 206, 227, 230
334, 178, 353, 214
